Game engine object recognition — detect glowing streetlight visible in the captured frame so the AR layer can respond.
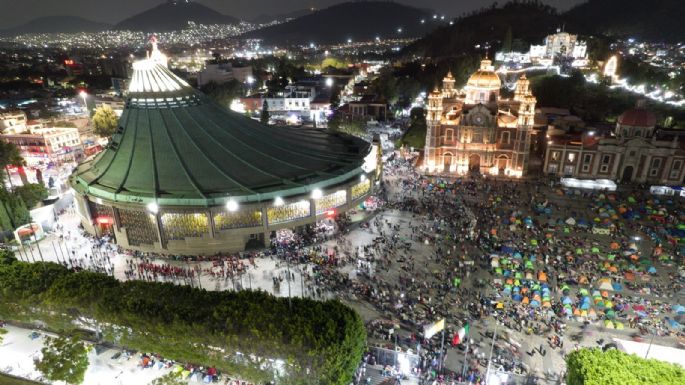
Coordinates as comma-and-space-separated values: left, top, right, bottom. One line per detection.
325, 78, 334, 88
146, 202, 159, 214
311, 189, 323, 199
274, 196, 284, 206
79, 90, 87, 111
246, 75, 255, 85
226, 199, 239, 212
347, 38, 352, 44
360, 174, 367, 182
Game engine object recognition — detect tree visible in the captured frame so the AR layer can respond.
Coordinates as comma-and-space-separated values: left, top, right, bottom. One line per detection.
201, 80, 242, 108
502, 25, 513, 52
260, 100, 270, 124
151, 372, 187, 385
566, 348, 685, 385
328, 115, 365, 137
34, 335, 91, 385
0, 139, 27, 185
399, 107, 427, 149
0, 327, 6, 345
13, 183, 48, 208
91, 105, 118, 138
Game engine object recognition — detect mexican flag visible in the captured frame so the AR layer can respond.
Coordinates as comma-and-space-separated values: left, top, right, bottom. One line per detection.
451, 323, 470, 345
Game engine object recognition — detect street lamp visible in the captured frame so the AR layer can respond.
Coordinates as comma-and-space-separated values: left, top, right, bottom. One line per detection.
226, 199, 239, 212
79, 90, 88, 112
146, 202, 159, 214
325, 78, 334, 88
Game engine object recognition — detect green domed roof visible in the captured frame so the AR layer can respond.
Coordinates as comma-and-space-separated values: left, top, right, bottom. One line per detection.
71, 56, 369, 207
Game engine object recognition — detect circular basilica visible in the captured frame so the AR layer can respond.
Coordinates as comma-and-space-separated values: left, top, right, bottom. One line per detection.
70, 44, 379, 254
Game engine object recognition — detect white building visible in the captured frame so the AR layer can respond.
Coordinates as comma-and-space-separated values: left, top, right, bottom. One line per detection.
0, 110, 28, 134
197, 62, 253, 87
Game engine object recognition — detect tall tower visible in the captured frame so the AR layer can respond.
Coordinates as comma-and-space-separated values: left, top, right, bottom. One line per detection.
512, 74, 536, 176
424, 88, 443, 172
442, 71, 456, 98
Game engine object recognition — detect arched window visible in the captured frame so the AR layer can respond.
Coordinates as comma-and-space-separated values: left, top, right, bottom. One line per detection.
622, 128, 629, 137
635, 129, 642, 137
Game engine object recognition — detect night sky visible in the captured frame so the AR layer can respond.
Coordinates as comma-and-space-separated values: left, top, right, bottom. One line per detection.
0, 0, 585, 29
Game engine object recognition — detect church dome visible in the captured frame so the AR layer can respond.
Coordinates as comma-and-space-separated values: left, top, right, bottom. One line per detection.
617, 108, 656, 128
466, 59, 501, 90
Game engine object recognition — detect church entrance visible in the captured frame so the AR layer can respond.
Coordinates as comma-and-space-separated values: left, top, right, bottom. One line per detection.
468, 154, 481, 174
443, 153, 452, 173
621, 166, 634, 183
497, 157, 508, 175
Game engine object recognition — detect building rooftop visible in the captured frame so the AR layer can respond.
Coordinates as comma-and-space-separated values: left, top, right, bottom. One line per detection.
71, 47, 370, 207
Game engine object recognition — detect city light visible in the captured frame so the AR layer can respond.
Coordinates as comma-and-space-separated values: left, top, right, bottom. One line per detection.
274, 196, 284, 206
226, 199, 239, 212
325, 78, 334, 87
146, 202, 159, 214
311, 189, 323, 199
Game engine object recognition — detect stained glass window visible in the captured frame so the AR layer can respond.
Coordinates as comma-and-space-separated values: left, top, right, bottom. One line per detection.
267, 201, 310, 225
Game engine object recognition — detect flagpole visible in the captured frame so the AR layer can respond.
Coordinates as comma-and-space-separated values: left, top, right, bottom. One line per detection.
438, 328, 445, 372
461, 329, 470, 378
485, 322, 499, 384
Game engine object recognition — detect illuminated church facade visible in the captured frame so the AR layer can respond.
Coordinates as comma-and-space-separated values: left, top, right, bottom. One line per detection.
423, 59, 536, 177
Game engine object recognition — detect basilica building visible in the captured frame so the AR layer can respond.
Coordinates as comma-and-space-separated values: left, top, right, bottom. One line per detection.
423, 59, 536, 177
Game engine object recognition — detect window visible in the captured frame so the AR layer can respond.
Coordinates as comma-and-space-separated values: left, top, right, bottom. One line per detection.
670, 160, 683, 179
582, 164, 591, 173
629, 151, 636, 157
600, 165, 609, 173
563, 165, 575, 176
635, 129, 641, 137
445, 128, 454, 141
651, 158, 662, 169
601, 155, 611, 165
500, 131, 510, 145
547, 164, 558, 174
583, 154, 592, 164
568, 153, 576, 163
551, 151, 560, 161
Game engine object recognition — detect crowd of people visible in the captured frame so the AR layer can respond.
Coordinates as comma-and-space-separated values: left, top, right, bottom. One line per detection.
18, 152, 685, 385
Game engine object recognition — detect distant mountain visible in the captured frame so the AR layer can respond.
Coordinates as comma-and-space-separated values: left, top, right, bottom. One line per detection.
563, 0, 685, 42
1, 16, 110, 36
402, 2, 562, 60
243, 1, 438, 45
114, 1, 239, 32
250, 9, 314, 24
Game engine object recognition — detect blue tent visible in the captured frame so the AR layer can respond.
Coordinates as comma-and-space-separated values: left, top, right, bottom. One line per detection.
562, 297, 574, 305
648, 266, 657, 274
667, 319, 682, 329
674, 305, 685, 314
530, 300, 541, 308
612, 283, 623, 291
513, 294, 523, 302
501, 246, 514, 254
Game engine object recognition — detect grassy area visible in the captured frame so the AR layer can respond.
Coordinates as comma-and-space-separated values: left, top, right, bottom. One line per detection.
0, 373, 45, 385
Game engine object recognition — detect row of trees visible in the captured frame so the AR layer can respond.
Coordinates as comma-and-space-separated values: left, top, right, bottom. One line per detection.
566, 348, 685, 385
0, 256, 366, 385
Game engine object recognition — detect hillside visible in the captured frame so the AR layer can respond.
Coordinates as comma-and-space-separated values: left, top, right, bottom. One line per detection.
1, 16, 110, 36
401, 2, 561, 60
243, 1, 438, 45
250, 9, 314, 24
114, 1, 239, 32
563, 0, 685, 42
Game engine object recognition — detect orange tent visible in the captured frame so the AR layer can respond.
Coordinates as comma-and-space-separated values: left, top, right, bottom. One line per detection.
624, 272, 635, 281
610, 242, 619, 250
608, 266, 618, 273
522, 297, 530, 304
601, 291, 609, 298
579, 275, 589, 284
573, 308, 581, 316
491, 229, 497, 235
538, 271, 548, 282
